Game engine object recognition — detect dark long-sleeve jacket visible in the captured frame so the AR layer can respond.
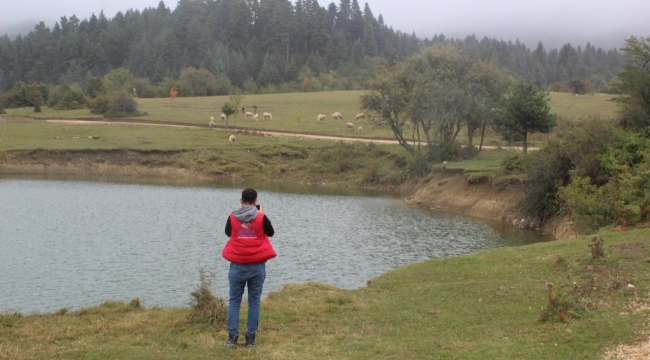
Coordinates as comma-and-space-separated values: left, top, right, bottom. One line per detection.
225, 215, 274, 237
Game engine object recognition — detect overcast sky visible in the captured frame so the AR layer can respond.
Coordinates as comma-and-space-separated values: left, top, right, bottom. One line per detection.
0, 0, 646, 49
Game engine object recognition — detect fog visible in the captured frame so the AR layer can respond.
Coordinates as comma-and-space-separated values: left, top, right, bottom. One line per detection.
0, 0, 646, 49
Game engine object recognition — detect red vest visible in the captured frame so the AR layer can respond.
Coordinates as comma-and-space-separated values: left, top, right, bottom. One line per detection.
222, 212, 276, 264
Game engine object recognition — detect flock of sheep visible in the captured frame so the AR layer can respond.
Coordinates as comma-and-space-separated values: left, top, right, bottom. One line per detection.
208, 108, 373, 142
317, 112, 365, 133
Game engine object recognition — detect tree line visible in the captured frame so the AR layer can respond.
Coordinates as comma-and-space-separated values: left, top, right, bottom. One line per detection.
0, 0, 420, 95
0, 0, 625, 96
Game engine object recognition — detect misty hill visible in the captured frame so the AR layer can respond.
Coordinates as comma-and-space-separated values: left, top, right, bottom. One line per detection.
0, 0, 624, 94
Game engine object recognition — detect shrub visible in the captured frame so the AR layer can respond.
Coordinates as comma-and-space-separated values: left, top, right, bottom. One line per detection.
518, 121, 622, 222
189, 268, 227, 325
48, 84, 70, 108
7, 82, 49, 109
55, 89, 86, 110
548, 82, 569, 93
588, 236, 605, 260
538, 282, 588, 323
500, 153, 523, 174
104, 91, 139, 118
408, 154, 432, 177
88, 96, 110, 115
558, 176, 618, 234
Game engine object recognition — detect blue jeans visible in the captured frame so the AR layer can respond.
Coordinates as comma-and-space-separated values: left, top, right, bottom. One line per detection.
227, 262, 266, 337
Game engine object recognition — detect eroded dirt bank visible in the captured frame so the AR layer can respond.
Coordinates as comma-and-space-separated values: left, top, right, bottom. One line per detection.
0, 149, 571, 238
405, 171, 573, 239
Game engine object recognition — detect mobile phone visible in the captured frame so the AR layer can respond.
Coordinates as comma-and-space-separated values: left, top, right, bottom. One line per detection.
255, 204, 260, 210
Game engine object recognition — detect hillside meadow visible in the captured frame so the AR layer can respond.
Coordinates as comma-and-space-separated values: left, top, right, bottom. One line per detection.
3, 90, 647, 359
1, 91, 619, 148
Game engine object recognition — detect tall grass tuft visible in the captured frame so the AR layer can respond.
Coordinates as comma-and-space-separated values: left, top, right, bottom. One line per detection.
189, 267, 227, 325
589, 236, 605, 260
537, 282, 587, 323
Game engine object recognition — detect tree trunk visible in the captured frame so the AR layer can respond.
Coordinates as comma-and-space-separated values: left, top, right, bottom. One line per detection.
523, 132, 528, 153
478, 119, 487, 152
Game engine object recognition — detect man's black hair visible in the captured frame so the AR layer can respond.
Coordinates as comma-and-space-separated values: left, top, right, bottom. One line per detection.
242, 188, 257, 204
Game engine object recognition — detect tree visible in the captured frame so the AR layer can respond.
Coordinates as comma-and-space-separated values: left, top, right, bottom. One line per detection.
360, 64, 416, 154
179, 67, 217, 96
228, 88, 244, 128
613, 36, 650, 132
26, 88, 44, 112
464, 61, 510, 151
493, 81, 557, 152
103, 68, 135, 93
221, 101, 236, 129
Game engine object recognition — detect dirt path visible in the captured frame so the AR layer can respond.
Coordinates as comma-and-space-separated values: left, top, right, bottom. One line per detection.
45, 118, 532, 150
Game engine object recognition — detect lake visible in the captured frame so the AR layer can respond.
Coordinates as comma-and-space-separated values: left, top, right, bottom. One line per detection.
0, 176, 550, 313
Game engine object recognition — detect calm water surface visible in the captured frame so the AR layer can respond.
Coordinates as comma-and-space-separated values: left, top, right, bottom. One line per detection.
0, 177, 550, 313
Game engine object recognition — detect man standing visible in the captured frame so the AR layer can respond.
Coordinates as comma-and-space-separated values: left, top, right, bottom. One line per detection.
222, 188, 276, 349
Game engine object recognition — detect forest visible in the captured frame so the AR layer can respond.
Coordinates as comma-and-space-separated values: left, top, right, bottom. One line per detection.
0, 0, 625, 97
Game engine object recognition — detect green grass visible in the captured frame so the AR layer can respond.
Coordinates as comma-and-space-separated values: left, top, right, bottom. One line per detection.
548, 92, 618, 120
2, 91, 620, 148
0, 119, 415, 188
1, 91, 646, 359
4, 91, 395, 139
438, 149, 517, 171
2, 228, 648, 359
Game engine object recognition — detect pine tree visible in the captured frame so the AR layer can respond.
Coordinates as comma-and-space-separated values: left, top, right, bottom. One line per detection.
362, 3, 378, 56
349, 0, 364, 42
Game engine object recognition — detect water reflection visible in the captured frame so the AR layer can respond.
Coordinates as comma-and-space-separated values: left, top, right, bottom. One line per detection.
0, 177, 550, 313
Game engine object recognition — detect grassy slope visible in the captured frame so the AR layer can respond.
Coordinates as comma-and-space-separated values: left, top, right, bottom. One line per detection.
0, 119, 415, 188
2, 91, 645, 359
1, 228, 648, 359
2, 91, 619, 146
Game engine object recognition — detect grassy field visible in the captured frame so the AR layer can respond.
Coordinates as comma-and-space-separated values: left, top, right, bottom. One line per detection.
547, 92, 618, 120
2, 92, 647, 359
2, 91, 620, 148
1, 228, 648, 359
0, 118, 422, 188
0, 117, 519, 186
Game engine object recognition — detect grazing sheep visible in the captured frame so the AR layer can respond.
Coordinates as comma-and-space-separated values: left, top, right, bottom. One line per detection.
263, 112, 272, 120
253, 113, 259, 121
209, 117, 216, 129
229, 134, 236, 143
405, 121, 412, 128
245, 111, 254, 119
358, 126, 363, 133
346, 122, 355, 130
317, 114, 327, 123
354, 113, 365, 121
331, 112, 342, 120
221, 113, 226, 121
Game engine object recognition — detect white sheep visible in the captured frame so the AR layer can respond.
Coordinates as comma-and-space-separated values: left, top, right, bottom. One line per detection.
221, 113, 226, 121
405, 121, 412, 128
245, 111, 254, 119
354, 113, 365, 121
263, 112, 272, 120
209, 117, 216, 129
253, 113, 259, 121
346, 122, 355, 130
358, 126, 363, 133
331, 112, 342, 120
228, 134, 236, 143
317, 114, 327, 123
